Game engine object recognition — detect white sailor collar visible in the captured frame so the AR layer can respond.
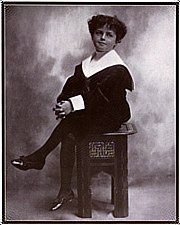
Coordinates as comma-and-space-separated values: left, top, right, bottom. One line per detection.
82, 49, 130, 78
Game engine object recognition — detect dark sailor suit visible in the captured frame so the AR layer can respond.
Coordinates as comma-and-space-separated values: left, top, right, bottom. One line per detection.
57, 50, 134, 138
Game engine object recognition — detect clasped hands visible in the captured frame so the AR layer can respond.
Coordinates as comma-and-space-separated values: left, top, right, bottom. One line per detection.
53, 100, 73, 120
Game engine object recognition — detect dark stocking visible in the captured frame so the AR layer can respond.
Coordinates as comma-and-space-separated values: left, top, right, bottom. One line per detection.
57, 133, 76, 195
25, 118, 74, 162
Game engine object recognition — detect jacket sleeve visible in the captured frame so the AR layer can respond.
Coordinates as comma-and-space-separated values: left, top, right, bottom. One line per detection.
56, 75, 78, 103
56, 65, 85, 103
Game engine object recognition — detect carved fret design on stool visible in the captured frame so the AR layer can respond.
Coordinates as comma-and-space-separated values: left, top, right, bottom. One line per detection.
89, 141, 115, 158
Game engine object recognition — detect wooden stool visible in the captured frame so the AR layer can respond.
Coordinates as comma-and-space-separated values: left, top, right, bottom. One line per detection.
76, 123, 137, 218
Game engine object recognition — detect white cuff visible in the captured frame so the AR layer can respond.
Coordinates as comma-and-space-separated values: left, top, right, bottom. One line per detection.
69, 95, 85, 111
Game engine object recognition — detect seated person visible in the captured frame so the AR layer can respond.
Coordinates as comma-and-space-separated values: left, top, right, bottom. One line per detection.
11, 14, 134, 211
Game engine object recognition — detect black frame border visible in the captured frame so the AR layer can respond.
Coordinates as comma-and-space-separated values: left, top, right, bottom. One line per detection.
1, 1, 179, 224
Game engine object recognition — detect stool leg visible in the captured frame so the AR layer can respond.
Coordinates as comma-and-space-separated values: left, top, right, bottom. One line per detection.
113, 136, 128, 218
111, 176, 114, 204
76, 144, 92, 218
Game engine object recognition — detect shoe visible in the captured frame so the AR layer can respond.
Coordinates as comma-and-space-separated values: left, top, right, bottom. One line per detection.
11, 155, 45, 171
50, 190, 74, 211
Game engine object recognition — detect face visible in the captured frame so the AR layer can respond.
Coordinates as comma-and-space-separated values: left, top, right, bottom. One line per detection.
92, 25, 117, 53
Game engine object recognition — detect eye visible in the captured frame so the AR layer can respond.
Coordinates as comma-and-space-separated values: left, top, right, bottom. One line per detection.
107, 32, 114, 38
95, 30, 103, 35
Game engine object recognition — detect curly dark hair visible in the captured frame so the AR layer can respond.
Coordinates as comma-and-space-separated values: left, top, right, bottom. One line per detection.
88, 14, 127, 43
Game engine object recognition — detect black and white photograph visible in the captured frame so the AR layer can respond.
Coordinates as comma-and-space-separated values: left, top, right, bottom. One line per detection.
3, 1, 178, 223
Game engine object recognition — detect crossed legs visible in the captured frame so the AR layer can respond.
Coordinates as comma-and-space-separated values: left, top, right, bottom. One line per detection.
11, 116, 79, 210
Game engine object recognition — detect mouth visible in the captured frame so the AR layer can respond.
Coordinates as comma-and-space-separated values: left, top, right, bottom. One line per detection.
98, 42, 107, 46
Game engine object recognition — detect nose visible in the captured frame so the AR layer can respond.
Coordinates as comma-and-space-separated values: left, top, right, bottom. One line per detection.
101, 33, 106, 40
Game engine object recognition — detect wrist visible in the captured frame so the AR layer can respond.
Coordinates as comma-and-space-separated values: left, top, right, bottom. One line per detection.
68, 99, 74, 112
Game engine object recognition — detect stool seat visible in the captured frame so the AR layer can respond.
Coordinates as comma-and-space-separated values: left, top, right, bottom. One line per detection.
103, 123, 137, 135
76, 123, 137, 218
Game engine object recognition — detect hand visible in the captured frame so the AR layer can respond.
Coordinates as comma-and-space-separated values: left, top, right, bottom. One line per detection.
59, 100, 73, 115
53, 101, 73, 120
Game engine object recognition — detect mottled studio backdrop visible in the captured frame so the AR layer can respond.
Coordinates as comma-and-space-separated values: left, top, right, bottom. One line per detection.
5, 5, 176, 190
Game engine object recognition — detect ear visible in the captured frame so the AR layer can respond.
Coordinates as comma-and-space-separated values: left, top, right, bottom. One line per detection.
116, 39, 121, 44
